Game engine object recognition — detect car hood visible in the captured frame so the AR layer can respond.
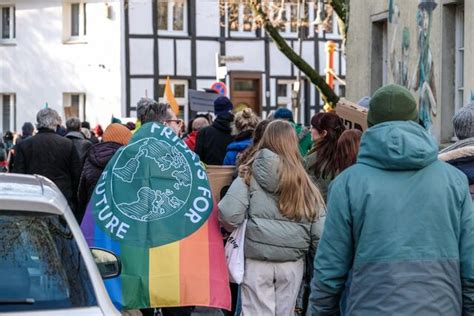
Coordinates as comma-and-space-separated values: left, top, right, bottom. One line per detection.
2, 306, 116, 316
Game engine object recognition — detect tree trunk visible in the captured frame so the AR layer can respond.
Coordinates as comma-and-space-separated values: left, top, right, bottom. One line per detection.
329, 0, 349, 47
249, 1, 340, 108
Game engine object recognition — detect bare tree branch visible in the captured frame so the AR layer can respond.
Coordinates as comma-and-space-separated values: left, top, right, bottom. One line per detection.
328, 0, 349, 46
249, 0, 340, 108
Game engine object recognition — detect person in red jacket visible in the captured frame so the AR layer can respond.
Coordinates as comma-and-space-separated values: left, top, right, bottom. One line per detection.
184, 116, 209, 151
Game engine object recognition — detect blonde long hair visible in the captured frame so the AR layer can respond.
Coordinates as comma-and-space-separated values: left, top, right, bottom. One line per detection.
241, 120, 325, 221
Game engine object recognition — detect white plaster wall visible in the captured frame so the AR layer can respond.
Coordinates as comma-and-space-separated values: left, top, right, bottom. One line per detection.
0, 0, 122, 130
197, 79, 215, 90
130, 78, 154, 108
196, 0, 220, 37
269, 78, 276, 107
301, 41, 315, 69
318, 41, 328, 74
196, 40, 219, 77
158, 38, 174, 75
310, 85, 316, 108
225, 41, 265, 72
176, 39, 192, 76
261, 73, 266, 107
269, 42, 291, 76
129, 39, 154, 75
128, 0, 153, 35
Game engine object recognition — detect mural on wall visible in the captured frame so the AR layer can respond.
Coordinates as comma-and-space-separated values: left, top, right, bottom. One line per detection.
412, 0, 438, 133
388, 2, 411, 88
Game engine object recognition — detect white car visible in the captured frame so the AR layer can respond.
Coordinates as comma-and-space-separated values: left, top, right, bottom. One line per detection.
0, 174, 121, 316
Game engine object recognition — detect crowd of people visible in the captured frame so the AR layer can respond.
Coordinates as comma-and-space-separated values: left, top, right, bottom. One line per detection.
1, 83, 473, 316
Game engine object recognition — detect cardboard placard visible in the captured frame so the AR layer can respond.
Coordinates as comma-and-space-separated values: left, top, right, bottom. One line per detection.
336, 98, 369, 131
206, 165, 235, 201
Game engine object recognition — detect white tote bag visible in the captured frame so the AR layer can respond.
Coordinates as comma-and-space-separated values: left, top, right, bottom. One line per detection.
225, 219, 248, 284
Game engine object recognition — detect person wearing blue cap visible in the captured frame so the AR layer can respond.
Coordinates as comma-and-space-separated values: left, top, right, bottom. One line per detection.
195, 96, 235, 165
273, 107, 312, 157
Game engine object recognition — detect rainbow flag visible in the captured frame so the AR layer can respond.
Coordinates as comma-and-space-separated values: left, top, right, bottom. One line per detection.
81, 122, 231, 310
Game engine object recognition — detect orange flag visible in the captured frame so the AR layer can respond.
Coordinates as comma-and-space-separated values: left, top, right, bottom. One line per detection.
165, 77, 180, 115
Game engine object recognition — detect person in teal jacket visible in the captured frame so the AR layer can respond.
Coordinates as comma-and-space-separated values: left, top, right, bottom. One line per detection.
308, 84, 474, 315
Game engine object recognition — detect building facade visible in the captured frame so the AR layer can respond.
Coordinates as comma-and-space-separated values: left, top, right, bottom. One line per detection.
0, 0, 123, 133
346, 0, 473, 143
0, 0, 346, 133
125, 0, 346, 124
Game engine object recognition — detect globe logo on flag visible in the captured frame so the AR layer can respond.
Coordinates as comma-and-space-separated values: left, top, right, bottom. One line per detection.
90, 122, 214, 248
111, 137, 193, 222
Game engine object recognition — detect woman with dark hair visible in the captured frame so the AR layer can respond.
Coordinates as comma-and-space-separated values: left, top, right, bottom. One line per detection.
304, 112, 345, 201
335, 129, 363, 174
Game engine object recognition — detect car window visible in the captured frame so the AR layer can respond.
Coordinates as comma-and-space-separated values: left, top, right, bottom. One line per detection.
0, 211, 98, 312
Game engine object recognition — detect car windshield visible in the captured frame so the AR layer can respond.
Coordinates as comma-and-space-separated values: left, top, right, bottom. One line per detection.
0, 211, 97, 312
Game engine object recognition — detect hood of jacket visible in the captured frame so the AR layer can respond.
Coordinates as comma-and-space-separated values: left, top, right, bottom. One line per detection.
226, 138, 252, 153
234, 129, 253, 141
439, 145, 474, 184
439, 146, 474, 162
226, 131, 253, 152
252, 148, 280, 193
65, 131, 86, 140
87, 141, 123, 169
358, 121, 438, 171
440, 137, 474, 154
212, 112, 234, 133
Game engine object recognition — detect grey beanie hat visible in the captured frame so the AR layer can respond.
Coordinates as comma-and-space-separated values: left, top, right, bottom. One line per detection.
453, 103, 474, 140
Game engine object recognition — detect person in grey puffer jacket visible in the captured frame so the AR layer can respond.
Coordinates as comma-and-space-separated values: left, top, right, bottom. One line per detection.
219, 120, 325, 316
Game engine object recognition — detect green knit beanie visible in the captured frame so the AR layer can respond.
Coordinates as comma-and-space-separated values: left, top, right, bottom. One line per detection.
367, 84, 419, 127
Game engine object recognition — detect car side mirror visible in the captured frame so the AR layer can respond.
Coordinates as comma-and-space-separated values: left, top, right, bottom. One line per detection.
90, 248, 121, 279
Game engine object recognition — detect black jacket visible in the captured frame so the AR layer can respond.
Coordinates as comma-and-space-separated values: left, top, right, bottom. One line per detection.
77, 141, 122, 222
195, 113, 234, 165
12, 128, 81, 216
66, 131, 92, 164
8, 135, 32, 171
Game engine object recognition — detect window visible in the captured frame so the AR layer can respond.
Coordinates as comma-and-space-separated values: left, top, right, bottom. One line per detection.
441, 2, 464, 142
0, 6, 15, 42
0, 94, 15, 133
227, 2, 255, 35
157, 0, 187, 34
0, 211, 97, 312
276, 80, 297, 108
455, 5, 464, 112
64, 2, 86, 42
63, 93, 86, 121
272, 1, 300, 36
370, 17, 388, 94
234, 80, 256, 92
158, 79, 189, 122
277, 83, 288, 97
334, 82, 346, 99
